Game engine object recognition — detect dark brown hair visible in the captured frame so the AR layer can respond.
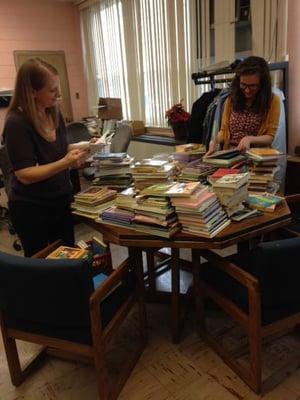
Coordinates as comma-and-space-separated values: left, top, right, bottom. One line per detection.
230, 56, 272, 114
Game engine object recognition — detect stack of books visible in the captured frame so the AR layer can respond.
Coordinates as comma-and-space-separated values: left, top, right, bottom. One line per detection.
172, 143, 206, 170
96, 182, 180, 238
212, 173, 249, 217
71, 186, 117, 219
207, 167, 240, 185
91, 152, 134, 190
203, 149, 246, 168
167, 182, 230, 238
246, 148, 283, 192
114, 187, 137, 210
132, 182, 180, 237
131, 158, 177, 191
100, 205, 135, 227
179, 159, 217, 182
175, 143, 206, 156
133, 195, 180, 238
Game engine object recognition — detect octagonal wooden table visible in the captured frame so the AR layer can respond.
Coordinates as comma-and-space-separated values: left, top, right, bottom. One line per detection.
82, 200, 291, 343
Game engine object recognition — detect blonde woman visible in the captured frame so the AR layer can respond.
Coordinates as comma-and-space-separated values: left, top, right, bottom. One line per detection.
2, 58, 87, 256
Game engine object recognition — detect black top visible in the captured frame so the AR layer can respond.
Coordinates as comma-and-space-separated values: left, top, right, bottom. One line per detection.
3, 109, 72, 206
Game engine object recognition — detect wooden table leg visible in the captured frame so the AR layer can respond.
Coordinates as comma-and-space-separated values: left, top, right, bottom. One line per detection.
192, 249, 205, 335
171, 248, 180, 343
146, 248, 157, 296
128, 247, 148, 342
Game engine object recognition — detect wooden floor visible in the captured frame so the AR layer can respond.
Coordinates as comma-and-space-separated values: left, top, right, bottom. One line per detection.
1, 189, 300, 400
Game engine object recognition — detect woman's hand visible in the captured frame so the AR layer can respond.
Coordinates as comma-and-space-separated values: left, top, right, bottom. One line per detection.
64, 149, 89, 168
204, 140, 219, 158
237, 136, 253, 152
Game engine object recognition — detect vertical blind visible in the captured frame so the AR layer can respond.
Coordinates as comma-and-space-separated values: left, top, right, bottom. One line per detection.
80, 0, 197, 127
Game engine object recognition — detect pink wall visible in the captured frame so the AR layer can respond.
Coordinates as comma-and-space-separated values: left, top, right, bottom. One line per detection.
288, 0, 300, 154
0, 0, 88, 136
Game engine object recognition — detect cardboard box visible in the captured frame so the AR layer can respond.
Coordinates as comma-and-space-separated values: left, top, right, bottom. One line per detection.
128, 120, 145, 136
98, 97, 122, 120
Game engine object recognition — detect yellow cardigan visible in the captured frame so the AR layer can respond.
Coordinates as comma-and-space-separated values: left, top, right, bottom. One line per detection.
219, 94, 280, 149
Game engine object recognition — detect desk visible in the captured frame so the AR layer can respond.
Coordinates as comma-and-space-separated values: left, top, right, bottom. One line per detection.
83, 201, 291, 343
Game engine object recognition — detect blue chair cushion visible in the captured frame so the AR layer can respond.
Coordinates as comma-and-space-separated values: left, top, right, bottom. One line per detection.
0, 251, 136, 344
202, 237, 300, 325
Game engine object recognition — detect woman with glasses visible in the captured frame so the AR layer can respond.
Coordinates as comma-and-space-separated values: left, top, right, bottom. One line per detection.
205, 56, 280, 156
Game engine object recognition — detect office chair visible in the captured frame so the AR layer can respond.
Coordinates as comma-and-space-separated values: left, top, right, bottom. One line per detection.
195, 237, 300, 394
82, 122, 132, 181
0, 147, 22, 251
110, 123, 131, 153
0, 241, 147, 400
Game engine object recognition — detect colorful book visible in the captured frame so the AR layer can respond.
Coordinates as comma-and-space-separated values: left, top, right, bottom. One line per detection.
46, 246, 87, 259
246, 192, 284, 212
209, 168, 240, 180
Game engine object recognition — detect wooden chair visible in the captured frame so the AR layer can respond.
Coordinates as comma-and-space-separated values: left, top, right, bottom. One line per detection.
195, 236, 300, 394
277, 194, 300, 237
0, 241, 147, 400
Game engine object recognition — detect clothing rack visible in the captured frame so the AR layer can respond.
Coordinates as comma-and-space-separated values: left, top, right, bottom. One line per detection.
192, 61, 288, 105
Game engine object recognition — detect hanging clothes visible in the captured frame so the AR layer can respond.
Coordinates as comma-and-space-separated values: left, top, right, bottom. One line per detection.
187, 89, 221, 143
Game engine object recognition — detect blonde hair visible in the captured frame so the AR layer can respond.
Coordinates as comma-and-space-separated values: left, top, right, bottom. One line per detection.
8, 58, 59, 136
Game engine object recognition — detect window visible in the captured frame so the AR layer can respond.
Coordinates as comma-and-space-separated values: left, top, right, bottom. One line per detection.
80, 0, 198, 127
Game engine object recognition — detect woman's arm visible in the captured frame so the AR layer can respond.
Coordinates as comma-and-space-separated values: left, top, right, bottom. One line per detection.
205, 131, 223, 157
237, 95, 280, 152
237, 134, 273, 152
15, 149, 87, 185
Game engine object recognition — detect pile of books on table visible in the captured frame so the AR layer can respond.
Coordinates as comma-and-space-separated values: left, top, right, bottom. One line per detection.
91, 152, 134, 190
131, 158, 177, 191
167, 181, 231, 238
71, 186, 117, 219
211, 173, 249, 218
97, 182, 181, 238
171, 143, 206, 169
246, 148, 284, 192
179, 159, 217, 182
203, 149, 246, 168
207, 167, 240, 185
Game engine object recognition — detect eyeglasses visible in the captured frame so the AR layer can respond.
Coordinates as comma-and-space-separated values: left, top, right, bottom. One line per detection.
240, 82, 259, 91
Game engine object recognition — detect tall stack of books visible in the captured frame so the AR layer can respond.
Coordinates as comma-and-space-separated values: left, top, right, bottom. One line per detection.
71, 186, 117, 219
246, 148, 283, 192
91, 152, 134, 190
167, 181, 230, 238
130, 182, 180, 237
212, 173, 249, 217
131, 158, 177, 191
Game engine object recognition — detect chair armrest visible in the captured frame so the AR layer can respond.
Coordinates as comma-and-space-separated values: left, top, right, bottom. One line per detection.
200, 249, 259, 290
285, 194, 300, 204
89, 258, 132, 309
31, 240, 63, 259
